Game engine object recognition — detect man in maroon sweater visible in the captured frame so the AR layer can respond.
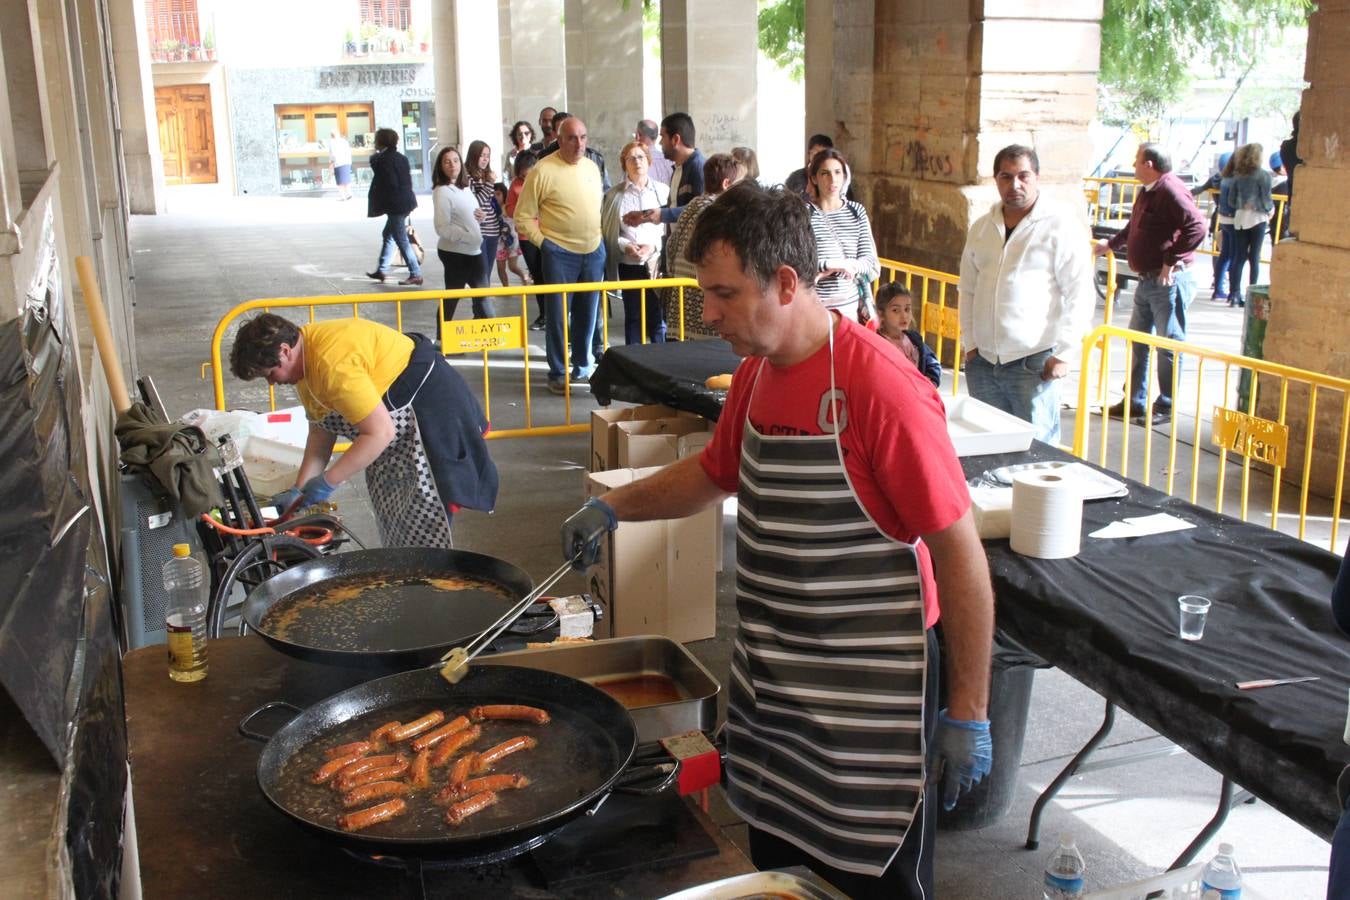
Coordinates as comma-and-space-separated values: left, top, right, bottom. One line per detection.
1093, 143, 1207, 423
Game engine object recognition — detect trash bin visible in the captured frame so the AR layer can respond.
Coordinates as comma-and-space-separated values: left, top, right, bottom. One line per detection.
1237, 284, 1270, 411
935, 631, 1047, 831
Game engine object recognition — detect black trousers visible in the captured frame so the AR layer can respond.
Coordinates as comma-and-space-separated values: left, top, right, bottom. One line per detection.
438, 249, 495, 322
747, 629, 939, 900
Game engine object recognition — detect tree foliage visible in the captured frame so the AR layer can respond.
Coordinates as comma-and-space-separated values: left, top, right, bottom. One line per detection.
759, 0, 804, 81
1099, 0, 1311, 123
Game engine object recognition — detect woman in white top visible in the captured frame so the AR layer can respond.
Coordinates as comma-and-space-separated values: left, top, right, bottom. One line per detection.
431, 146, 492, 322
601, 141, 671, 344
807, 148, 880, 325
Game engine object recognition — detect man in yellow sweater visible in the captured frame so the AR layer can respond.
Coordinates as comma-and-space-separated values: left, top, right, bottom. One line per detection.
514, 116, 607, 394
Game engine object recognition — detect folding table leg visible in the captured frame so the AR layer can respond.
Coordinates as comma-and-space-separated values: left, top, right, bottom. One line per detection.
1168, 777, 1254, 869
1026, 698, 1117, 850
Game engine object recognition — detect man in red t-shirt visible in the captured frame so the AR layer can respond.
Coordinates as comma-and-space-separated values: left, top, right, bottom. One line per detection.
561, 183, 994, 900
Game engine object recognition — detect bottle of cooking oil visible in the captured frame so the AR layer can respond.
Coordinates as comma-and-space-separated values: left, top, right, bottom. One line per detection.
162, 543, 208, 682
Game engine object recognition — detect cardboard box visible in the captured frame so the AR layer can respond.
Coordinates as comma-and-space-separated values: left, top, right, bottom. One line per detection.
584, 467, 718, 643
590, 405, 701, 472
616, 417, 713, 469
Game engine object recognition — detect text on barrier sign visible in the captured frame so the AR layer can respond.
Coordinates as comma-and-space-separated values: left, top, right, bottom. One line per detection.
441, 316, 526, 354
1211, 406, 1288, 467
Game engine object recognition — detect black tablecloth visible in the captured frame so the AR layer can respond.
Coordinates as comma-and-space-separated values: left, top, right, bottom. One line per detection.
964, 442, 1348, 838
591, 341, 742, 421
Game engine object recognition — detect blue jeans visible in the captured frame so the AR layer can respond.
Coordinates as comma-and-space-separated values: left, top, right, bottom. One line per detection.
1126, 268, 1195, 409
376, 213, 421, 277
540, 239, 606, 380
619, 262, 666, 344
965, 349, 1061, 444
479, 235, 499, 290
1227, 222, 1267, 304
1212, 223, 1235, 296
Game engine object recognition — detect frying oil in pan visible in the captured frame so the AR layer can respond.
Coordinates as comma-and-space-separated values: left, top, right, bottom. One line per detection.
277, 698, 617, 840
260, 572, 511, 652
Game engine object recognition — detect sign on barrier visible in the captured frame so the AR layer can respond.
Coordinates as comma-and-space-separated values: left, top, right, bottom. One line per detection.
440, 315, 525, 354
1211, 406, 1289, 467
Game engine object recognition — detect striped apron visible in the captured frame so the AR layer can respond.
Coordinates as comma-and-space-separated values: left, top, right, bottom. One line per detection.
725, 329, 928, 877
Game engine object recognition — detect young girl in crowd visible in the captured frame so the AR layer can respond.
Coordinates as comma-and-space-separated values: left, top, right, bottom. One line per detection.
876, 282, 941, 388
494, 182, 531, 289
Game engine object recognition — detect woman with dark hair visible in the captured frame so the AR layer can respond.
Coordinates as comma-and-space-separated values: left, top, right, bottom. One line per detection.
504, 121, 534, 175
431, 146, 492, 322
366, 127, 423, 286
1223, 142, 1274, 308
807, 148, 880, 324
602, 140, 671, 344
662, 153, 748, 338
465, 140, 503, 290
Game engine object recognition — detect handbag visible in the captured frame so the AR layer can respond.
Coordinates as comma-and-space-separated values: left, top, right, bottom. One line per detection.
406, 225, 426, 265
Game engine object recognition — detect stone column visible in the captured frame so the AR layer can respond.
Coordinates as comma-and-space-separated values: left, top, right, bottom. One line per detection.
498, 0, 566, 133
1264, 0, 1350, 500
105, 0, 164, 214
660, 0, 757, 154
562, 0, 644, 182
432, 1, 504, 153
807, 0, 1099, 274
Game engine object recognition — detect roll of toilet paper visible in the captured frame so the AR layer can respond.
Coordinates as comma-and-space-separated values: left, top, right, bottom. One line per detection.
1009, 471, 1083, 559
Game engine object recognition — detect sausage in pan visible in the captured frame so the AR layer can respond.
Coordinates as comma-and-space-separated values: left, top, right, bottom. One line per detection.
409, 716, 471, 751
311, 750, 367, 785
368, 721, 401, 744
441, 773, 529, 804
337, 798, 408, 832
341, 780, 411, 809
444, 790, 498, 826
333, 753, 401, 782
324, 740, 373, 760
409, 749, 431, 789
444, 752, 477, 790
385, 710, 446, 743
469, 704, 550, 725
474, 735, 537, 771
336, 759, 410, 793
429, 724, 482, 767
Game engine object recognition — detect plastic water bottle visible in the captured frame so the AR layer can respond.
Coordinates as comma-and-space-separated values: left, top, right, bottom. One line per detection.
1042, 833, 1085, 899
162, 543, 208, 682
1200, 843, 1242, 899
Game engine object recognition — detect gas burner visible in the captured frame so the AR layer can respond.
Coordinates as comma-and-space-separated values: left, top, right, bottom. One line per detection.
339, 825, 565, 872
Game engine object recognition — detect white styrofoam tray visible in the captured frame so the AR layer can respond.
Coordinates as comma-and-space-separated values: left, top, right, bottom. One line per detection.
944, 395, 1036, 457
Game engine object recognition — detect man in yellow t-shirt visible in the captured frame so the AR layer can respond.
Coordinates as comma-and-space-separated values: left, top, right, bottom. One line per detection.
229, 314, 497, 548
514, 116, 607, 394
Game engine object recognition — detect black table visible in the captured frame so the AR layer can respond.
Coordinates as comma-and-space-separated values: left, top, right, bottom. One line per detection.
590, 341, 741, 421
963, 442, 1348, 846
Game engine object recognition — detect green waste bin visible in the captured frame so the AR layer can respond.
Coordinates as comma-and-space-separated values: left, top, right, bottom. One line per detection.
1237, 284, 1270, 412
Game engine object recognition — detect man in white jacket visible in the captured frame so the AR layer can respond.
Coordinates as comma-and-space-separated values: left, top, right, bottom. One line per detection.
958, 145, 1094, 444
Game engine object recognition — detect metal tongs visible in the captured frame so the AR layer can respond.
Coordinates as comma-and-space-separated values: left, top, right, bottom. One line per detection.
438, 552, 582, 685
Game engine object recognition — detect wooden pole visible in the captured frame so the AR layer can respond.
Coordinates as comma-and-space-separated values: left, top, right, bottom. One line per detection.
75, 255, 132, 414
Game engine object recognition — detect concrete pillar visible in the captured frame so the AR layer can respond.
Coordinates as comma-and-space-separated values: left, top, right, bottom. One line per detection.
498, 0, 566, 132
660, 0, 757, 154
807, 0, 1099, 274
432, 1, 504, 154
1264, 0, 1350, 499
0, 0, 56, 190
562, 0, 643, 182
106, 0, 165, 214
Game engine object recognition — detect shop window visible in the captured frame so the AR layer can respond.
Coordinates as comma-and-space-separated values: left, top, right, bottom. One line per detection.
275, 103, 375, 194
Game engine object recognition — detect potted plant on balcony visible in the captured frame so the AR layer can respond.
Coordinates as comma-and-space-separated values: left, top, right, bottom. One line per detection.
418, 29, 430, 53
203, 28, 215, 60
344, 27, 356, 55
186, 41, 201, 61
359, 23, 378, 55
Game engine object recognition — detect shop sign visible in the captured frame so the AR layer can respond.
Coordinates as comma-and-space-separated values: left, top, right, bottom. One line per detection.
441, 316, 526, 354
317, 66, 420, 90
1211, 406, 1288, 467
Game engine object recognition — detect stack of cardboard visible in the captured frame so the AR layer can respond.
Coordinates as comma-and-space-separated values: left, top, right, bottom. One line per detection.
587, 405, 720, 643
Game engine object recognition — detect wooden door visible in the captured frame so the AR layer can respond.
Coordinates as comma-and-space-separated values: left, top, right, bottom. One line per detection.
155, 85, 217, 185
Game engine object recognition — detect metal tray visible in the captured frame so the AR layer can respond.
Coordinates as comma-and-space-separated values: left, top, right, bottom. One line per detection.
488, 635, 720, 742
657, 867, 849, 900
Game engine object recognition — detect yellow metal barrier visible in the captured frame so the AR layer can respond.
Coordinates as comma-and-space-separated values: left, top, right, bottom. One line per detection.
1073, 324, 1349, 551
207, 278, 700, 441
876, 257, 963, 393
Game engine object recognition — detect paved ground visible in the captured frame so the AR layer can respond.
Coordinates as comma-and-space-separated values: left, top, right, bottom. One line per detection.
127, 188, 1335, 897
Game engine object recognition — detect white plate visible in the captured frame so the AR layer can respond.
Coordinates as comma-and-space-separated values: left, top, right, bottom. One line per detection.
987, 460, 1128, 500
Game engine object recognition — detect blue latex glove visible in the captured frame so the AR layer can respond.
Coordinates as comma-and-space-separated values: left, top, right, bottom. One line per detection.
299, 473, 338, 507
271, 487, 302, 513
931, 709, 993, 811
561, 498, 618, 571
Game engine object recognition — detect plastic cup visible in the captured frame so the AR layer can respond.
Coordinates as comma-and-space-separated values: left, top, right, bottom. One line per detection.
1177, 595, 1212, 641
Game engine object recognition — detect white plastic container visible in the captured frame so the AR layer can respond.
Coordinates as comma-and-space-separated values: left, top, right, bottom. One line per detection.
239, 435, 306, 496
943, 395, 1037, 457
